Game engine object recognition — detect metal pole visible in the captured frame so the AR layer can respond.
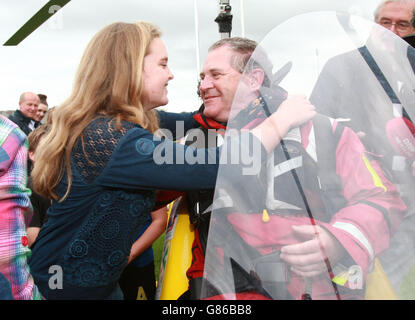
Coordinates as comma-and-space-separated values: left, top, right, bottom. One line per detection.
240, 0, 245, 38
194, 0, 201, 76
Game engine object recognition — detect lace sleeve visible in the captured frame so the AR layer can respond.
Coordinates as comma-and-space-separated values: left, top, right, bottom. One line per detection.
72, 117, 138, 183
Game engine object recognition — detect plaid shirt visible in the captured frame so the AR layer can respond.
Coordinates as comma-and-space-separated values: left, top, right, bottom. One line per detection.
0, 115, 41, 300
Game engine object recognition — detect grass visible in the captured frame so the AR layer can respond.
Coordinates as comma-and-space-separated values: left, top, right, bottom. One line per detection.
398, 263, 415, 299
152, 231, 165, 282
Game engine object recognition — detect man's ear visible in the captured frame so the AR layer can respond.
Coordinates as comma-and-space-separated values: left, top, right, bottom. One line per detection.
248, 68, 265, 90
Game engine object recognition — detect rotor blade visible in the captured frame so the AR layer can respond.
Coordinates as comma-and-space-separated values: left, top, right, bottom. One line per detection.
272, 61, 293, 86
3, 0, 71, 46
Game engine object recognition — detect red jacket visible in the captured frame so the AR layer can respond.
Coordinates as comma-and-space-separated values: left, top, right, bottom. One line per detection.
225, 119, 406, 299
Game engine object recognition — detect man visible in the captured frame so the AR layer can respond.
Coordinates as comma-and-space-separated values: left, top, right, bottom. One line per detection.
8, 92, 39, 136
311, 0, 415, 138
0, 115, 42, 299
375, 0, 415, 37
402, 5, 415, 46
180, 37, 405, 300
310, 1, 415, 292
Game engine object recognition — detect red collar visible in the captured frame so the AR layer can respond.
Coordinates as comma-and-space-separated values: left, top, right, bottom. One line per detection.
193, 112, 227, 130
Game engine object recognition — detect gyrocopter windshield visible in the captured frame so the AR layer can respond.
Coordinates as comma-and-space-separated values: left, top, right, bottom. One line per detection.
201, 11, 415, 300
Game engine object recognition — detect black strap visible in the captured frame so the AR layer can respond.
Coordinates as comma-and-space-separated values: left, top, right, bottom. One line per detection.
358, 199, 392, 235
336, 12, 411, 120
358, 46, 401, 104
358, 44, 411, 120
279, 126, 341, 299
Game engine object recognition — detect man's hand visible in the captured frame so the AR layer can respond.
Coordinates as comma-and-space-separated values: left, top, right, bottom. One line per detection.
251, 95, 315, 154
280, 225, 345, 277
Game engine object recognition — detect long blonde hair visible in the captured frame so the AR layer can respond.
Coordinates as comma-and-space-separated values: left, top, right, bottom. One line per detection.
32, 21, 162, 200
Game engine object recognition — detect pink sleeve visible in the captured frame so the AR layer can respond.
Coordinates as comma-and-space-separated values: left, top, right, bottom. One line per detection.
323, 126, 406, 276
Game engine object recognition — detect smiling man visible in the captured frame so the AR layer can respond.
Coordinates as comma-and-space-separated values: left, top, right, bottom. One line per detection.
375, 0, 415, 37
176, 36, 406, 301
8, 92, 39, 137
199, 45, 245, 122
180, 38, 259, 299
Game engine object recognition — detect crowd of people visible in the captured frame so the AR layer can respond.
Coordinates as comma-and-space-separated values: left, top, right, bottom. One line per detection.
1, 0, 415, 300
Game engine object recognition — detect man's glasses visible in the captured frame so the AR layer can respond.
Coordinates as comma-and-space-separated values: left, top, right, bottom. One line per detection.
378, 19, 413, 32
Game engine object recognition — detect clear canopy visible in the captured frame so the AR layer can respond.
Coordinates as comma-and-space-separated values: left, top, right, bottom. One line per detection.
201, 11, 415, 300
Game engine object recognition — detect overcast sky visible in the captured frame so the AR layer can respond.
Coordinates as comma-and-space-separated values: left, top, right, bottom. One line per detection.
0, 0, 380, 112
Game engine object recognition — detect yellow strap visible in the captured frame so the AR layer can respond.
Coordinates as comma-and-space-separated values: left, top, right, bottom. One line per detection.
362, 155, 387, 192
262, 209, 270, 223
332, 271, 349, 287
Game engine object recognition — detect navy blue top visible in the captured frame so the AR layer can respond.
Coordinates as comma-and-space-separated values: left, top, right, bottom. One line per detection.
28, 111, 266, 299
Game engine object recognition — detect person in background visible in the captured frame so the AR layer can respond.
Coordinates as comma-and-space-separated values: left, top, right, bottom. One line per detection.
375, 0, 415, 38
26, 125, 51, 247
0, 273, 14, 300
8, 92, 39, 136
35, 94, 49, 124
44, 106, 55, 127
0, 114, 42, 299
309, 0, 415, 293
